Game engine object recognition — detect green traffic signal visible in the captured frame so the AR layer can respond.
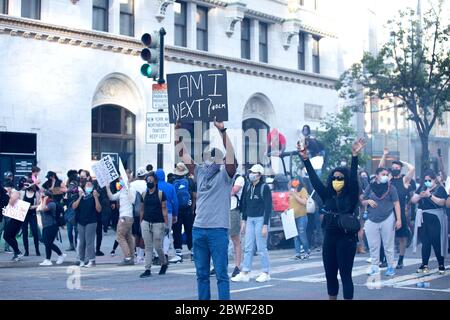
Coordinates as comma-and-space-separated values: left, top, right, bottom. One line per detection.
140, 63, 158, 78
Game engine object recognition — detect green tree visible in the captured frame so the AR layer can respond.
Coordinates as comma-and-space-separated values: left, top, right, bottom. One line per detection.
337, 0, 450, 175
316, 107, 368, 179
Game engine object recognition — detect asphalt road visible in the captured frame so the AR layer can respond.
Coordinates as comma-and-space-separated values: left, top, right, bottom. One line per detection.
0, 229, 449, 300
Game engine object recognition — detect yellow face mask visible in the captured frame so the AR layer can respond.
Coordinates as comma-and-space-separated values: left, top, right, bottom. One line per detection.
332, 180, 345, 192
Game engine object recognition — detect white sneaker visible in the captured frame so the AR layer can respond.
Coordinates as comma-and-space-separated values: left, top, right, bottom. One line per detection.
85, 260, 96, 268
56, 254, 67, 265
231, 272, 250, 282
39, 259, 53, 266
367, 265, 380, 276
79, 261, 85, 267
169, 255, 183, 264
366, 257, 372, 264
255, 272, 271, 283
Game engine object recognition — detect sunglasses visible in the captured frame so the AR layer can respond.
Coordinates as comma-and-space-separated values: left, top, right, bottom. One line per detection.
332, 176, 345, 181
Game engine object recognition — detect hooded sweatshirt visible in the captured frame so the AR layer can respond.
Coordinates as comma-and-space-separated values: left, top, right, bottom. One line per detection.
155, 169, 179, 217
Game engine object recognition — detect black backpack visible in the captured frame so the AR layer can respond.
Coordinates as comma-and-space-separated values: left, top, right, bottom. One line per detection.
55, 202, 66, 227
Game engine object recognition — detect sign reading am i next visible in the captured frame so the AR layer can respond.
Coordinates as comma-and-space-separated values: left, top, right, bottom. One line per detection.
166, 69, 228, 123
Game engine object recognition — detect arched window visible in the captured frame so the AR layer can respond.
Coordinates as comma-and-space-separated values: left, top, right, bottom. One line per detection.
92, 105, 136, 172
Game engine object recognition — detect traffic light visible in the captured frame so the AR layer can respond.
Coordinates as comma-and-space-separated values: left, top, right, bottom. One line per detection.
140, 32, 160, 79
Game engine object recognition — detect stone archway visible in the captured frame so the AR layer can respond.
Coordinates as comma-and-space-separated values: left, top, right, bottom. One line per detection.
242, 93, 276, 170
91, 73, 144, 172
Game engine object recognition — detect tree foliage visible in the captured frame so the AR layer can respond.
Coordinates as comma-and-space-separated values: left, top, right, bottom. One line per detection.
337, 0, 450, 174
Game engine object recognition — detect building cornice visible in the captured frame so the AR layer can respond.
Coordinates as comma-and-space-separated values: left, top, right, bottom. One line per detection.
165, 45, 337, 89
244, 9, 285, 24
0, 14, 337, 89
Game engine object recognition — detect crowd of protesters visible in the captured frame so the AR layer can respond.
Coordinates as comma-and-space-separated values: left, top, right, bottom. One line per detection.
1, 120, 449, 302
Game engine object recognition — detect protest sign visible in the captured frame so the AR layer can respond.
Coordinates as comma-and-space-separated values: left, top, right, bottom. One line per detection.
91, 155, 120, 188
2, 200, 30, 222
281, 209, 298, 240
167, 69, 228, 123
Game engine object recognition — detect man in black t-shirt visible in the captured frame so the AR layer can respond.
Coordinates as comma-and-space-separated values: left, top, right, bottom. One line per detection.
140, 172, 169, 278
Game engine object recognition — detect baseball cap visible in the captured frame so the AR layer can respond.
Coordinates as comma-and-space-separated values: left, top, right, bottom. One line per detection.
136, 167, 148, 177
249, 164, 264, 175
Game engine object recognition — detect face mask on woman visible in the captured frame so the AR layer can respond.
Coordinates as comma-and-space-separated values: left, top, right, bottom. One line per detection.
85, 187, 93, 194
424, 180, 433, 189
249, 173, 259, 183
379, 176, 389, 184
332, 178, 345, 192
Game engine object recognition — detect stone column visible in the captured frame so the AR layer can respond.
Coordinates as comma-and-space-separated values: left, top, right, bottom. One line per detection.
186, 1, 197, 49
250, 19, 259, 62
304, 33, 313, 72
109, 0, 121, 35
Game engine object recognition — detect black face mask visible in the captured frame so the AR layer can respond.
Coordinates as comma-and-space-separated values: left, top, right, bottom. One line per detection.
391, 169, 401, 177
147, 182, 155, 190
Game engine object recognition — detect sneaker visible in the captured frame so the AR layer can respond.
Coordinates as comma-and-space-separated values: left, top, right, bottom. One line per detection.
300, 253, 310, 260
231, 272, 250, 282
79, 261, 85, 268
12, 254, 22, 262
85, 260, 96, 268
417, 265, 429, 273
118, 258, 135, 266
96, 251, 105, 256
438, 265, 446, 275
255, 272, 271, 283
140, 269, 151, 278
366, 257, 372, 264
110, 250, 116, 257
169, 255, 183, 264
385, 266, 395, 276
159, 264, 168, 275
379, 261, 388, 269
4, 248, 12, 254
152, 256, 160, 265
367, 265, 380, 276
210, 268, 216, 276
231, 266, 241, 278
39, 259, 53, 266
291, 255, 301, 260
56, 254, 67, 265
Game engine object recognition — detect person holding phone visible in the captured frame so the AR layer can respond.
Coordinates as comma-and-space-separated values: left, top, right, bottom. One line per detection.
411, 169, 448, 274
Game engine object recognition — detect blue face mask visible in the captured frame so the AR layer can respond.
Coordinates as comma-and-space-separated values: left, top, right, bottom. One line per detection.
424, 181, 433, 189
85, 187, 93, 194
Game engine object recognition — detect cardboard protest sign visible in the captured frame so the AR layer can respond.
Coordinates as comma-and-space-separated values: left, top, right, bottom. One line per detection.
281, 209, 298, 240
2, 200, 30, 222
167, 69, 228, 123
91, 155, 120, 188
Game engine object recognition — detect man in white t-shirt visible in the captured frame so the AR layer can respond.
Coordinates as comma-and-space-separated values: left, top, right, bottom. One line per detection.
229, 173, 246, 278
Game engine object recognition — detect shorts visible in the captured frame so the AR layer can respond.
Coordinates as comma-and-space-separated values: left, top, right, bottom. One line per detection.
229, 209, 241, 237
132, 216, 141, 237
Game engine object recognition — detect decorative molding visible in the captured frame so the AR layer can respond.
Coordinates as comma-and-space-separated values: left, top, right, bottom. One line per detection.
155, 0, 174, 22
244, 9, 285, 24
191, 0, 228, 7
0, 15, 338, 88
282, 18, 301, 50
299, 23, 336, 38
224, 2, 246, 37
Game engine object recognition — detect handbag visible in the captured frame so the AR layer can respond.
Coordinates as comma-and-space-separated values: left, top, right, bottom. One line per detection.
64, 207, 76, 225
337, 213, 360, 234
306, 190, 316, 213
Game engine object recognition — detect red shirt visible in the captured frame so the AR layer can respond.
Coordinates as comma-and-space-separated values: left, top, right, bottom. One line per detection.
267, 129, 286, 149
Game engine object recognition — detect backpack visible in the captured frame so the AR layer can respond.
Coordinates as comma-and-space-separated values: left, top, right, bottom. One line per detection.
173, 178, 191, 209
246, 182, 268, 201
306, 190, 317, 213
233, 174, 245, 211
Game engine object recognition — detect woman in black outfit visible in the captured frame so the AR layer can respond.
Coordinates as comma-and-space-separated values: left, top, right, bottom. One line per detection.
298, 138, 366, 300
21, 179, 41, 256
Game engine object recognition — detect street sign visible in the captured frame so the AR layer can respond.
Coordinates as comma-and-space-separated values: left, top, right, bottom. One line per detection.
146, 112, 171, 144
152, 83, 168, 111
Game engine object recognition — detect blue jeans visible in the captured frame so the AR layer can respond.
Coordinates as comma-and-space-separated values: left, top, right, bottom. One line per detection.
294, 215, 310, 254
242, 217, 270, 273
67, 221, 78, 247
192, 227, 230, 300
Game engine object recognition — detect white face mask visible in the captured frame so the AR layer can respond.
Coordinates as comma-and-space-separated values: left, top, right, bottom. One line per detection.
249, 173, 259, 182
380, 176, 389, 184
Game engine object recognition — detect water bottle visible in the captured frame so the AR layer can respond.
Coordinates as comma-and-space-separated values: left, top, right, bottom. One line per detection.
363, 211, 369, 221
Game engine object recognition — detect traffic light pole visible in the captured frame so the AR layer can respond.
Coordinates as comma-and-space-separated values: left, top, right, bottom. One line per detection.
157, 27, 166, 169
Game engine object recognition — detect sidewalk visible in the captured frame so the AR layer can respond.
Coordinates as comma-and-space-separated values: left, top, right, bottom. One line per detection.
0, 226, 192, 268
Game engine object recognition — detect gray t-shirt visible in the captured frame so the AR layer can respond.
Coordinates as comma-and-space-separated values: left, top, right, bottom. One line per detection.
42, 202, 56, 228
194, 164, 233, 229
363, 184, 399, 223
